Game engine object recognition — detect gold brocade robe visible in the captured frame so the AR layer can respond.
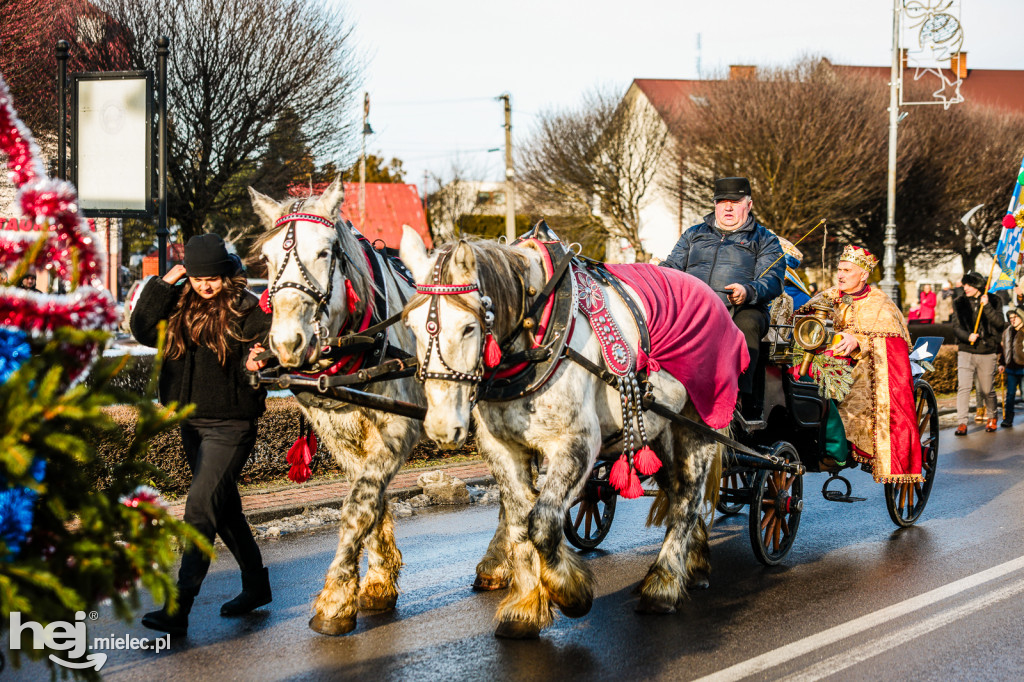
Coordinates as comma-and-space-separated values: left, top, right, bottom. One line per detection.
797, 286, 923, 483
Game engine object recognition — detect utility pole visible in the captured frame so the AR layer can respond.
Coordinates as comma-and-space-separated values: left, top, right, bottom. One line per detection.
499, 92, 516, 242
880, 0, 901, 302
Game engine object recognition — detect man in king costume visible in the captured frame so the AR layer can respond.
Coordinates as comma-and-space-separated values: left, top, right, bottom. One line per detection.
795, 245, 923, 483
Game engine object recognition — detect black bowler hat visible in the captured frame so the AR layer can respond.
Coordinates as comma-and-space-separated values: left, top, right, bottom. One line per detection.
961, 271, 985, 289
713, 177, 751, 202
184, 233, 238, 277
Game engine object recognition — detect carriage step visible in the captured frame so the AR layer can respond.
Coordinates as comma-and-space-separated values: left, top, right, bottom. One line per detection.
822, 491, 867, 503
821, 474, 865, 503
732, 412, 767, 432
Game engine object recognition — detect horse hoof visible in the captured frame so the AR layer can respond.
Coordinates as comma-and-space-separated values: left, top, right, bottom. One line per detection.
358, 592, 398, 612
309, 613, 357, 636
555, 599, 592, 619
494, 619, 541, 639
635, 596, 676, 615
473, 574, 510, 591
686, 574, 711, 590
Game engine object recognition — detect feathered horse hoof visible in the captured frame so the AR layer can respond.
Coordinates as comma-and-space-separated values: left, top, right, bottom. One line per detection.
494, 619, 541, 639
473, 574, 510, 591
686, 572, 710, 590
551, 596, 592, 619
309, 613, 357, 636
635, 595, 677, 614
358, 592, 398, 612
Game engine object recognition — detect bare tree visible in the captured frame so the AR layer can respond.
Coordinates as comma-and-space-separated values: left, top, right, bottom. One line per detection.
517, 87, 672, 262
423, 158, 490, 243
897, 104, 1024, 272
96, 0, 362, 240
668, 59, 892, 258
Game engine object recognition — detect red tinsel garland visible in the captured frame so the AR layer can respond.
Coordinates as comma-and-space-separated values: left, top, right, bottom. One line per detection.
0, 71, 116, 343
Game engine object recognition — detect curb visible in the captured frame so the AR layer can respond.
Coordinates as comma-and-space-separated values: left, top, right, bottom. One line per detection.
244, 473, 497, 525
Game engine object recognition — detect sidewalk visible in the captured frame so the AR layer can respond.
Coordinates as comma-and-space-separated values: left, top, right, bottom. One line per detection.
166, 459, 493, 524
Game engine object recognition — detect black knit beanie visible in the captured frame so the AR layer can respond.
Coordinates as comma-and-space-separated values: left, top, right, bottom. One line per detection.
184, 233, 237, 277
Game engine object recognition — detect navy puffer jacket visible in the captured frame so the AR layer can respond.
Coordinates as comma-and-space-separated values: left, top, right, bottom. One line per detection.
660, 213, 785, 314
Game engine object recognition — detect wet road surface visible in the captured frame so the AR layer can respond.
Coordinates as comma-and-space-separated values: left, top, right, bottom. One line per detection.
9, 423, 1024, 680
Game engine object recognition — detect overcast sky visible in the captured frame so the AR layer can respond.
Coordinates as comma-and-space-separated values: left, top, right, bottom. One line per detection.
336, 0, 1020, 190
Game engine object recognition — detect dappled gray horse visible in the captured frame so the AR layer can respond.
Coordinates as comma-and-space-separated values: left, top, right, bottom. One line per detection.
401, 228, 733, 638
250, 180, 422, 636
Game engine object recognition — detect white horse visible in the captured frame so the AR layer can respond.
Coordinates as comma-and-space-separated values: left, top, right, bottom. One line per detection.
400, 228, 728, 639
249, 180, 423, 636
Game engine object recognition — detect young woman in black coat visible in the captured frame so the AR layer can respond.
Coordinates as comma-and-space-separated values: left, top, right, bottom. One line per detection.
130, 233, 272, 636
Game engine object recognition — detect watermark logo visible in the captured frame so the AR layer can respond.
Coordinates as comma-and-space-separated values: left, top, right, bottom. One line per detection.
9, 611, 170, 671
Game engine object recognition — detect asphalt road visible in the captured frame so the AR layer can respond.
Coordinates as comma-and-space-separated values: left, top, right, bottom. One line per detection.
9, 423, 1024, 681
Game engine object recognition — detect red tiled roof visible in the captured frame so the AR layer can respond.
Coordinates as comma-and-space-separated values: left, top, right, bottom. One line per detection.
632, 62, 1024, 119
339, 182, 432, 249
832, 65, 1024, 113
286, 182, 431, 249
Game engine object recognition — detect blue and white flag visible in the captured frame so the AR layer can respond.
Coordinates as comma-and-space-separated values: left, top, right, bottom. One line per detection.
989, 153, 1024, 293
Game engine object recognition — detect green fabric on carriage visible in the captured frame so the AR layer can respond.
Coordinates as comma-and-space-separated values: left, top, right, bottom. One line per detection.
825, 399, 848, 465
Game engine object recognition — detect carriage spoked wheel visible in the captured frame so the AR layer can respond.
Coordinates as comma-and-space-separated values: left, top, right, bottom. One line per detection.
717, 466, 755, 515
564, 463, 617, 550
748, 442, 803, 566
885, 379, 939, 528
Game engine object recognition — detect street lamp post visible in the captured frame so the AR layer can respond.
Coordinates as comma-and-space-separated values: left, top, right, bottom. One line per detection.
359, 92, 371, 229
880, 0, 902, 303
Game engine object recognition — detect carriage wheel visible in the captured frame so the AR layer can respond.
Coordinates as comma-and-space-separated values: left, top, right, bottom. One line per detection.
717, 466, 755, 515
748, 442, 803, 566
564, 463, 617, 550
884, 379, 939, 528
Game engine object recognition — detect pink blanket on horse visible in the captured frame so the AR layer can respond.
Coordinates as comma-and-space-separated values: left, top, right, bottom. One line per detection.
605, 264, 749, 429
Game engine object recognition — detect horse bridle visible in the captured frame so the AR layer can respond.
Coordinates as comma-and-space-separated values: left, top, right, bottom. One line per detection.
267, 211, 350, 342
414, 251, 497, 402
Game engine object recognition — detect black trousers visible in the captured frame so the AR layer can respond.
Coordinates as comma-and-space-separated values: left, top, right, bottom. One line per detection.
177, 418, 264, 592
733, 307, 768, 396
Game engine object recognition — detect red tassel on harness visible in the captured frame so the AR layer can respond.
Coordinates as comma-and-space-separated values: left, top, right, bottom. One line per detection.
286, 431, 317, 484
483, 332, 502, 368
345, 279, 360, 315
633, 445, 662, 476
259, 288, 272, 314
609, 454, 631, 493
621, 468, 645, 499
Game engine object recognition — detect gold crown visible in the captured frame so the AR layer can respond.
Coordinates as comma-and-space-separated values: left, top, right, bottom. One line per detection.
840, 244, 878, 272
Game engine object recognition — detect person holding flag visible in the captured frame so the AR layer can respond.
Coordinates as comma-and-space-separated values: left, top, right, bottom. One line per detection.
953, 271, 1006, 435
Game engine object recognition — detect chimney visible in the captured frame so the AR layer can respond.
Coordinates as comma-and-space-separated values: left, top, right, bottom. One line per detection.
729, 65, 756, 81
951, 51, 968, 79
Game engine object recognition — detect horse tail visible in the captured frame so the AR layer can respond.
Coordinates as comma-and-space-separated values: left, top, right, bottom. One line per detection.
645, 489, 669, 528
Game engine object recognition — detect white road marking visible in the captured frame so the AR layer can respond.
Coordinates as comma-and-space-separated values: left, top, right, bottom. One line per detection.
694, 555, 1024, 682
781, 578, 1024, 682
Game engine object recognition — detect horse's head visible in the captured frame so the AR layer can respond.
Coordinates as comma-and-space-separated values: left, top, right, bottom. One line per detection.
400, 227, 528, 449
249, 179, 368, 368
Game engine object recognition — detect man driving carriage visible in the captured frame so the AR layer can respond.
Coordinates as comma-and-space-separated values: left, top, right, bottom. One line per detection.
660, 177, 786, 418
794, 245, 923, 483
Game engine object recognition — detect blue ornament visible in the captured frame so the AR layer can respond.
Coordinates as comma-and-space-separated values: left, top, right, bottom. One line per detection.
0, 458, 45, 559
0, 328, 31, 384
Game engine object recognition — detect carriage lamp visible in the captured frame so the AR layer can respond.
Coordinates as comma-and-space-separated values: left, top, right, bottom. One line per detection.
793, 305, 834, 377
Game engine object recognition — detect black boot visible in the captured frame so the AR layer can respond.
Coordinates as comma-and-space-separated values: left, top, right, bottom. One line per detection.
141, 587, 197, 637
221, 567, 272, 616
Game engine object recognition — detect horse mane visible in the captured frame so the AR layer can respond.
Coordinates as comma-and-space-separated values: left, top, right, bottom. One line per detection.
251, 197, 379, 321
406, 237, 529, 341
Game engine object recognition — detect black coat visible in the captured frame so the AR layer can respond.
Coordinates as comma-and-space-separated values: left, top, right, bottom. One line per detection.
129, 277, 271, 420
660, 213, 785, 314
952, 294, 1005, 355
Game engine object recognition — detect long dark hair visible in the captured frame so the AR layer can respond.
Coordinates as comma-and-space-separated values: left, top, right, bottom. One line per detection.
165, 274, 251, 365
